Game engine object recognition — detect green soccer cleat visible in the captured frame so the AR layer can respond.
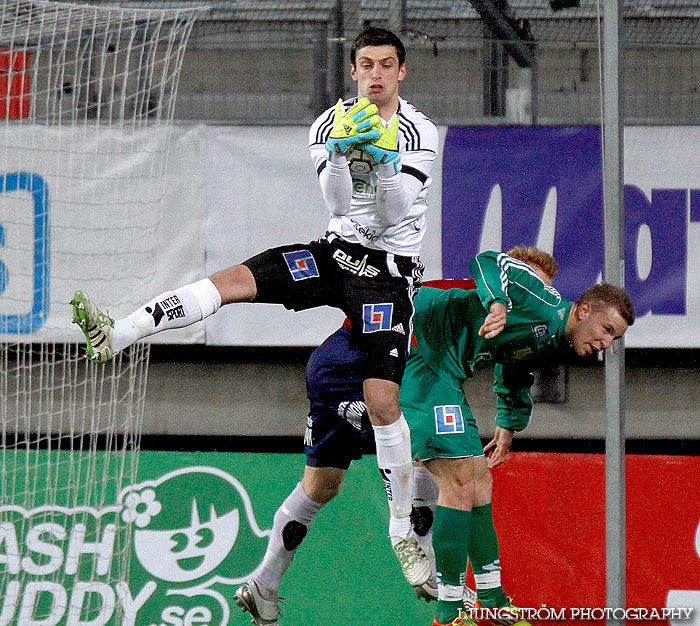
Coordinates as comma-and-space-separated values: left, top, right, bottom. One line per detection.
71, 290, 116, 363
392, 535, 432, 587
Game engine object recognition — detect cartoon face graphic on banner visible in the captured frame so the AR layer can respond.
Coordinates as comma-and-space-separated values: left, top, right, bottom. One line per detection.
0, 466, 271, 626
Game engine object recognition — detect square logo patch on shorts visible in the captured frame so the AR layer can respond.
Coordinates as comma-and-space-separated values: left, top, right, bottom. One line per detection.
435, 405, 465, 434
362, 303, 393, 333
283, 250, 319, 281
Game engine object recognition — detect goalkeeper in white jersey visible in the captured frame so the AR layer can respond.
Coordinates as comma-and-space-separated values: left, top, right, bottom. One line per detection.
72, 27, 439, 592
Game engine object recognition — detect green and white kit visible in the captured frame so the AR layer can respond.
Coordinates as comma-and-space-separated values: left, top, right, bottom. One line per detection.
400, 251, 574, 461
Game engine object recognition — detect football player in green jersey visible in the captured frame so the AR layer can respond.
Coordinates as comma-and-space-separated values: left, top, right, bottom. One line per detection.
400, 250, 634, 626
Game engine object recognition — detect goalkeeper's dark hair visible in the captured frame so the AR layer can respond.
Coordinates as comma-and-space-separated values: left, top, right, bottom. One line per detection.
577, 283, 636, 326
351, 27, 406, 67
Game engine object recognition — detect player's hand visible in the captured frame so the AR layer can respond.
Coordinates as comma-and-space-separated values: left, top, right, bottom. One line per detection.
359, 115, 401, 173
343, 97, 382, 134
479, 302, 507, 339
484, 426, 513, 469
326, 98, 381, 157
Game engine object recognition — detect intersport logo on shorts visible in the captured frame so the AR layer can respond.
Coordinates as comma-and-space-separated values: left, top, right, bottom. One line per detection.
0, 466, 271, 626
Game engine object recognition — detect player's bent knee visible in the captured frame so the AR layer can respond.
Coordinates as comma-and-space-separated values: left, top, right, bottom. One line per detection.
363, 379, 401, 425
301, 468, 345, 504
306, 482, 341, 505
436, 476, 476, 510
209, 264, 257, 304
455, 476, 477, 499
473, 461, 493, 504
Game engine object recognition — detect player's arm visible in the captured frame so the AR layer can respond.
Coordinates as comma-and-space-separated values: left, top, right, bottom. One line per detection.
309, 112, 353, 216
492, 362, 533, 433
470, 250, 562, 314
310, 99, 385, 216
369, 116, 438, 227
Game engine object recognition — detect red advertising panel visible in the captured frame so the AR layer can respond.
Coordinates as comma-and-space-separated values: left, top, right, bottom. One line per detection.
478, 453, 700, 625
0, 48, 32, 119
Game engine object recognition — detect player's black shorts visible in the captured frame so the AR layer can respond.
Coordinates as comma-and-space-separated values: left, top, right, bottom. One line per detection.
303, 327, 374, 469
243, 233, 423, 384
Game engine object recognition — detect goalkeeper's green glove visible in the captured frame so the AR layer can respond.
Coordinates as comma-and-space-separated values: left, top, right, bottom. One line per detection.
360, 115, 401, 174
326, 98, 381, 158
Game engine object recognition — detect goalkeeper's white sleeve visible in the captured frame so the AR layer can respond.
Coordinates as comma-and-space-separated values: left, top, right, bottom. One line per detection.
318, 156, 353, 216
375, 166, 425, 227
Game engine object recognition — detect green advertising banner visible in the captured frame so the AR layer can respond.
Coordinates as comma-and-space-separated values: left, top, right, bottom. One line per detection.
0, 450, 435, 626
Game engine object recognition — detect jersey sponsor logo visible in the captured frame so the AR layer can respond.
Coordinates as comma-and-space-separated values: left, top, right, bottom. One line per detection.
532, 324, 549, 339
283, 250, 319, 281
352, 179, 377, 199
333, 248, 380, 277
513, 347, 534, 360
435, 405, 466, 434
362, 302, 393, 333
350, 220, 380, 243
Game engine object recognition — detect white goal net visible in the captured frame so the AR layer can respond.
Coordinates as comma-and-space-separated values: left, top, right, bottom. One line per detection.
0, 1, 200, 622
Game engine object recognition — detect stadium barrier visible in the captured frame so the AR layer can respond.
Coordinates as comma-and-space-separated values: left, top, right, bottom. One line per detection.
1, 450, 697, 626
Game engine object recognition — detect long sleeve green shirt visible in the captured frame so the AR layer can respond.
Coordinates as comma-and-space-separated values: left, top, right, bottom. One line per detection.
410, 251, 573, 431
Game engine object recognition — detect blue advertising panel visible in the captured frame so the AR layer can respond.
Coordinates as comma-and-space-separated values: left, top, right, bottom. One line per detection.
0, 172, 50, 333
441, 126, 687, 318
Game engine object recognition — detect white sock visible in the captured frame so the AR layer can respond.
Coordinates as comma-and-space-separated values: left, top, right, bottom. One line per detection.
474, 565, 502, 590
253, 483, 323, 600
412, 464, 438, 580
438, 583, 464, 602
413, 464, 438, 507
112, 278, 221, 352
373, 415, 414, 541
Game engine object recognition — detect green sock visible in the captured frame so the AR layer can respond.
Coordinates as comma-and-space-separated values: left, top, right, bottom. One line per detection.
433, 505, 471, 624
468, 503, 508, 608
